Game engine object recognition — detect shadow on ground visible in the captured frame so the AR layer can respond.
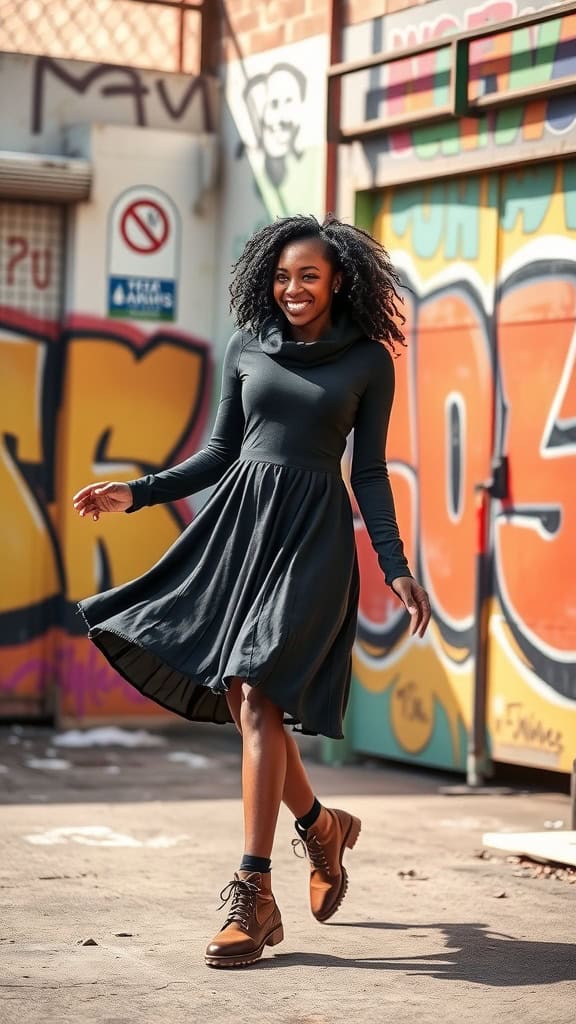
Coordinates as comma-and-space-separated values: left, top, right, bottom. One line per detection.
254, 921, 576, 985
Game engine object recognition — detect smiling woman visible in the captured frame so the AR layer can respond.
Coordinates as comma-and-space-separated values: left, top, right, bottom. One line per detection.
230, 213, 408, 350
73, 213, 431, 969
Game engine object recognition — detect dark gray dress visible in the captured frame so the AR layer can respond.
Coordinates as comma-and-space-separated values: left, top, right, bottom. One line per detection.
77, 316, 412, 739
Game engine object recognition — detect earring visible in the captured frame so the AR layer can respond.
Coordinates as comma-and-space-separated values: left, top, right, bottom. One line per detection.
334, 287, 339, 294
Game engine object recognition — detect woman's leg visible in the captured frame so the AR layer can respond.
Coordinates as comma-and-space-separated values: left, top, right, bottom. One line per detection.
205, 678, 287, 968
239, 680, 287, 858
219, 680, 360, 943
227, 680, 315, 821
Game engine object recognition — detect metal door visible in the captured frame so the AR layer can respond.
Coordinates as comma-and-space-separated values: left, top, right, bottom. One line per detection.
347, 176, 499, 770
347, 166, 576, 775
486, 161, 576, 773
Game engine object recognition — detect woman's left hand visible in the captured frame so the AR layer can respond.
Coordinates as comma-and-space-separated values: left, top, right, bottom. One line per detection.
391, 577, 431, 638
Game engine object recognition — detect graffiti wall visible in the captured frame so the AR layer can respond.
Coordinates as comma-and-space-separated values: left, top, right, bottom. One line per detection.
339, 0, 576, 202
349, 159, 576, 773
0, 53, 219, 723
0, 300, 212, 721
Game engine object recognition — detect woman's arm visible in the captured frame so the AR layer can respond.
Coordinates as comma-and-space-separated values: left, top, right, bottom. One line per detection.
350, 343, 412, 587
126, 330, 246, 513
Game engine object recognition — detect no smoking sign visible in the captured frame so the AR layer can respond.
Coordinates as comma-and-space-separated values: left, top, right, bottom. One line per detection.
108, 187, 180, 321
121, 200, 169, 254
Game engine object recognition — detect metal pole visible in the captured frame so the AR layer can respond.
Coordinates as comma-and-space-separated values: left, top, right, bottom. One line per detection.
467, 486, 490, 787
200, 0, 220, 76
467, 456, 508, 787
177, 1, 186, 73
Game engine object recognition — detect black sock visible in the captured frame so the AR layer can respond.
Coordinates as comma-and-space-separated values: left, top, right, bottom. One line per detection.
296, 797, 322, 833
239, 854, 271, 874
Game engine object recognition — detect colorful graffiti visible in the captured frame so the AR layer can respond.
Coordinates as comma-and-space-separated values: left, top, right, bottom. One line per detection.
350, 159, 576, 773
378, 3, 576, 157
341, 0, 576, 193
0, 307, 212, 721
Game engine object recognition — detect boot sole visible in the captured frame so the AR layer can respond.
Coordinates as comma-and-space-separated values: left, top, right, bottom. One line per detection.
315, 813, 361, 923
204, 923, 284, 968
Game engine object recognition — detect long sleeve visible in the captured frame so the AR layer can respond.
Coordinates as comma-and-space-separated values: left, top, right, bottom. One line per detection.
125, 331, 245, 513
350, 344, 412, 587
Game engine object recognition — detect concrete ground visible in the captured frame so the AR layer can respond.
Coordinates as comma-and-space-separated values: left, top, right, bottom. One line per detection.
0, 723, 575, 1024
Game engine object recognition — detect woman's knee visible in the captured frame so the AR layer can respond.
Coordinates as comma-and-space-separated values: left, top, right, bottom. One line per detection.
240, 683, 282, 731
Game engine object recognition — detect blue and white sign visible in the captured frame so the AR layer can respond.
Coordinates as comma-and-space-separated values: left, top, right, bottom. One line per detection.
108, 276, 176, 319
107, 186, 180, 321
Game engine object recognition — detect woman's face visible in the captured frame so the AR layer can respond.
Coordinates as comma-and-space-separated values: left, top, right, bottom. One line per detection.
273, 238, 342, 341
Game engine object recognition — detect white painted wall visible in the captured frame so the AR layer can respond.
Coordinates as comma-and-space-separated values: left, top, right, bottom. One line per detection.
0, 52, 218, 155
64, 123, 218, 341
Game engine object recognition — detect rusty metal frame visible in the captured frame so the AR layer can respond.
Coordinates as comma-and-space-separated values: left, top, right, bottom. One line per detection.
327, 0, 576, 144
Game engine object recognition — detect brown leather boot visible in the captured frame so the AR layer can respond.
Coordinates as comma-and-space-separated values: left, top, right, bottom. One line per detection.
292, 807, 361, 923
204, 870, 284, 968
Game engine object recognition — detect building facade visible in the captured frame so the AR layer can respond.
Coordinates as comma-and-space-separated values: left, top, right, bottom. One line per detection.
1, 0, 575, 778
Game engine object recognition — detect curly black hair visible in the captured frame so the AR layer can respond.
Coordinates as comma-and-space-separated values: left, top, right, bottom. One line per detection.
229, 214, 406, 348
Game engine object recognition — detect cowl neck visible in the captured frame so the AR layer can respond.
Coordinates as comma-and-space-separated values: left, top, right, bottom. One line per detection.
258, 313, 365, 366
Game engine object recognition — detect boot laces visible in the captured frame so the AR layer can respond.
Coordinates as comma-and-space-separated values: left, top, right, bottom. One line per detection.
291, 834, 330, 873
217, 874, 259, 930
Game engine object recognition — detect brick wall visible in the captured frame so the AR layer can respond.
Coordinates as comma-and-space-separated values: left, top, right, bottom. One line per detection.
343, 0, 437, 27
218, 1, 447, 62
220, 0, 331, 62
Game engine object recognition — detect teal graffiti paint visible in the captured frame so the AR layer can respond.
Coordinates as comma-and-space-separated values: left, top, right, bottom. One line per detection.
391, 180, 481, 260
390, 185, 419, 237
563, 161, 576, 229
350, 682, 466, 771
487, 175, 499, 210
444, 179, 481, 260
494, 104, 524, 147
391, 184, 443, 259
500, 165, 556, 234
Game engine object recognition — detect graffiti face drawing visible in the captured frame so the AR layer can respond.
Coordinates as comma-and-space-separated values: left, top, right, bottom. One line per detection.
261, 66, 304, 159
243, 63, 307, 187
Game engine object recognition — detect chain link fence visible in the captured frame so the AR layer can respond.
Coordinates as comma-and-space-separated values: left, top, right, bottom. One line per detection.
0, 0, 201, 73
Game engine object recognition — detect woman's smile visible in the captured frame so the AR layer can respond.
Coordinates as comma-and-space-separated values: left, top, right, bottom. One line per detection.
283, 298, 312, 316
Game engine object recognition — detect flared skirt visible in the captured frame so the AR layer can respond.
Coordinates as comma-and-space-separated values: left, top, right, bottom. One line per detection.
77, 456, 360, 739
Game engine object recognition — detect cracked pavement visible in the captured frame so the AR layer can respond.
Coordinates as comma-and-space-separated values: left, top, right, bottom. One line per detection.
0, 724, 574, 1024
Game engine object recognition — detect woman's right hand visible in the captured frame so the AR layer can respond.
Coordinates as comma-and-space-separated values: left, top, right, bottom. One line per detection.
73, 481, 133, 521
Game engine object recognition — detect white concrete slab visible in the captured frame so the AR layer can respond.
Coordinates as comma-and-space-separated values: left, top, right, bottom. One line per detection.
483, 830, 576, 867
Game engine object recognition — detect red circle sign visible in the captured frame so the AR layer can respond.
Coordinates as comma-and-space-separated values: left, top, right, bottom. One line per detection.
120, 199, 169, 254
